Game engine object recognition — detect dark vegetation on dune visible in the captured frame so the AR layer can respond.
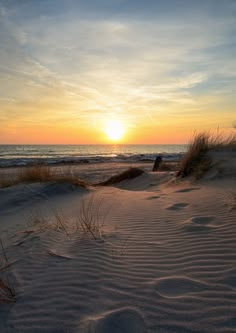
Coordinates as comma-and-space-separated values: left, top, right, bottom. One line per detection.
0, 166, 145, 188
177, 131, 236, 179
97, 167, 144, 186
0, 164, 88, 188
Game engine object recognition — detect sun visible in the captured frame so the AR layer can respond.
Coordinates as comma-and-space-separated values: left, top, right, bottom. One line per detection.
104, 119, 125, 142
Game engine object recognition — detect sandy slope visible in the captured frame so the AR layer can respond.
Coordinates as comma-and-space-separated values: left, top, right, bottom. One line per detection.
0, 168, 236, 332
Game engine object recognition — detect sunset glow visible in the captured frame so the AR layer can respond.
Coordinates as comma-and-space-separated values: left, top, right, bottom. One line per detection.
0, 1, 235, 144
104, 120, 125, 142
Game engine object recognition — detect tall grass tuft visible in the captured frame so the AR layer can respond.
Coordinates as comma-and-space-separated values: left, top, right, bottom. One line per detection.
208, 131, 236, 150
0, 165, 88, 188
177, 132, 210, 178
77, 194, 109, 240
177, 131, 236, 179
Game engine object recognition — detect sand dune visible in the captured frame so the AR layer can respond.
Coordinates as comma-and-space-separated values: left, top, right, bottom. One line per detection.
0, 157, 236, 332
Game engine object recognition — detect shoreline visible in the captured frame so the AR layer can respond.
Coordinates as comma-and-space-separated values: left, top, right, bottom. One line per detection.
0, 144, 186, 168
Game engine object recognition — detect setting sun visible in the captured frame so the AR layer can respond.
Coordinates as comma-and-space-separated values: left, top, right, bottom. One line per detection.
104, 120, 125, 142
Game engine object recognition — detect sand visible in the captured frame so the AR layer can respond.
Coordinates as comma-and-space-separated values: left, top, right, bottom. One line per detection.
0, 157, 236, 332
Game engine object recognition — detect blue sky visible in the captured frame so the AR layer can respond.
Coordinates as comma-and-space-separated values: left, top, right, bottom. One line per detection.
0, 0, 235, 143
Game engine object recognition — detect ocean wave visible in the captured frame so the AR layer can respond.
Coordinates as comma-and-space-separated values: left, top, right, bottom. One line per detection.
0, 153, 184, 167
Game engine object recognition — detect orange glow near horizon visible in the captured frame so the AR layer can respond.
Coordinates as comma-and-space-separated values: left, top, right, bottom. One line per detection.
0, 102, 235, 145
0, 122, 201, 145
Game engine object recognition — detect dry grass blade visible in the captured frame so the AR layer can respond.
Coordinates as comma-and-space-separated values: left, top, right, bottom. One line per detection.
26, 208, 70, 235
77, 194, 109, 240
0, 238, 16, 303
78, 196, 97, 240
177, 132, 210, 178
209, 131, 236, 150
52, 209, 69, 235
0, 278, 16, 303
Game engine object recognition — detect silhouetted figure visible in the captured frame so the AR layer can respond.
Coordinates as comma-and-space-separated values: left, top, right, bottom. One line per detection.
152, 155, 162, 171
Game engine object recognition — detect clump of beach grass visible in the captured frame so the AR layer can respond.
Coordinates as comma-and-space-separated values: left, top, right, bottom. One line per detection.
177, 131, 236, 179
77, 194, 109, 240
19, 164, 52, 182
24, 208, 70, 235
177, 132, 210, 178
23, 194, 108, 240
0, 164, 88, 188
97, 167, 144, 186
208, 131, 236, 151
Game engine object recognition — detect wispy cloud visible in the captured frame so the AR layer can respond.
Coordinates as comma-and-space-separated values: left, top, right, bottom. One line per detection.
0, 0, 236, 142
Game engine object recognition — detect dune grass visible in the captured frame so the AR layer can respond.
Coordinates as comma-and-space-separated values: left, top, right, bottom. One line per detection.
77, 194, 109, 240
0, 165, 145, 189
19, 164, 52, 182
22, 194, 107, 240
97, 167, 144, 186
23, 208, 70, 235
0, 164, 88, 188
208, 131, 236, 150
177, 132, 210, 178
177, 131, 236, 179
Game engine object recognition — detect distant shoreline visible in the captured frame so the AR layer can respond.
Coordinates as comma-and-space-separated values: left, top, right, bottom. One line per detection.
0, 144, 186, 168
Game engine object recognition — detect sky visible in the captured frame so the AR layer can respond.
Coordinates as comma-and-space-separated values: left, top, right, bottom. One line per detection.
0, 0, 235, 144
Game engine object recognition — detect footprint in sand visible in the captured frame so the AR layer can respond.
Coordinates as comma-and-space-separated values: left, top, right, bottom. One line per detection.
146, 195, 160, 200
166, 203, 189, 210
175, 187, 200, 193
184, 216, 216, 231
154, 276, 208, 298
191, 216, 215, 225
80, 307, 147, 333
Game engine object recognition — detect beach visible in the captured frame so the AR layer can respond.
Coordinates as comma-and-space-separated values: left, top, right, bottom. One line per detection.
0, 150, 236, 333
1, 0, 236, 331
0, 161, 154, 185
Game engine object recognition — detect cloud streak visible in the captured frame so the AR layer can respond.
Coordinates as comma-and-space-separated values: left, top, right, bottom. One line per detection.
0, 0, 236, 142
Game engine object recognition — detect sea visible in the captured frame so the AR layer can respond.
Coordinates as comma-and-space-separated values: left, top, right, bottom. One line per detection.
0, 144, 187, 168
